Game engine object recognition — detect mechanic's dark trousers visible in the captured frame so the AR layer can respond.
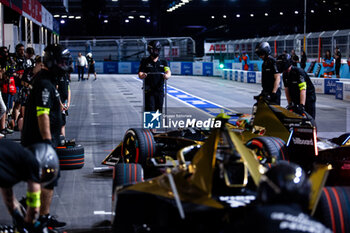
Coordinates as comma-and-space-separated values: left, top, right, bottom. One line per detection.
144, 92, 164, 113
305, 99, 316, 120
77, 66, 85, 81
335, 64, 341, 77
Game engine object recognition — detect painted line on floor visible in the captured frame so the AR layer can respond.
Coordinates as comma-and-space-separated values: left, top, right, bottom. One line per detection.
94, 211, 113, 215
133, 77, 239, 124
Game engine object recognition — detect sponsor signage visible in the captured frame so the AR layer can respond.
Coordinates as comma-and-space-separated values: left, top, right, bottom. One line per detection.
233, 63, 241, 70
1, 0, 22, 14
311, 78, 324, 94
335, 82, 343, 100
203, 62, 213, 76
118, 62, 131, 74
343, 83, 350, 102
256, 71, 262, 84
131, 62, 140, 74
103, 62, 118, 74
324, 79, 339, 95
94, 62, 104, 74
213, 61, 222, 77
170, 62, 181, 75
41, 6, 53, 30
181, 62, 193, 75
23, 0, 42, 24
247, 72, 256, 83
192, 62, 203, 76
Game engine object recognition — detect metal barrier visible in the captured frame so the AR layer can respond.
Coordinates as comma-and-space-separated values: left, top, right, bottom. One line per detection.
61, 37, 196, 62
205, 29, 350, 62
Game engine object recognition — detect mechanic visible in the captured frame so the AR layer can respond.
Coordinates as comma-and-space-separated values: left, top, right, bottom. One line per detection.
277, 54, 316, 119
322, 50, 334, 78
333, 47, 341, 78
138, 40, 171, 112
290, 49, 299, 67
0, 140, 59, 232
300, 51, 307, 70
21, 44, 71, 229
86, 52, 97, 80
255, 42, 281, 105
232, 162, 331, 233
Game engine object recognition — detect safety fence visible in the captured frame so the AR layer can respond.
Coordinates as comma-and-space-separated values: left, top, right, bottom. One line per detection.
222, 69, 350, 102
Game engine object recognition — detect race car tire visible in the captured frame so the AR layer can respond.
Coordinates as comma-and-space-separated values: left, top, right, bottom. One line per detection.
113, 163, 144, 190
246, 137, 287, 166
122, 128, 156, 165
314, 186, 350, 233
56, 145, 85, 170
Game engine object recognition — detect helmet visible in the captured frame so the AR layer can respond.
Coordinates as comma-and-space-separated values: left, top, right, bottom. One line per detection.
276, 53, 292, 73
28, 143, 59, 186
255, 42, 271, 57
257, 161, 310, 208
43, 44, 72, 76
147, 40, 162, 58
86, 52, 92, 58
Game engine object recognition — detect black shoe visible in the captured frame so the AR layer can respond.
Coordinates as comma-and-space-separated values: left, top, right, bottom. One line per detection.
39, 214, 66, 228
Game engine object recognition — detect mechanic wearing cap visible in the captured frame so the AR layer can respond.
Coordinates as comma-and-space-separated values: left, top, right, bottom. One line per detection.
255, 42, 281, 105
0, 140, 59, 232
138, 40, 171, 112
232, 162, 331, 233
21, 44, 72, 228
277, 53, 316, 119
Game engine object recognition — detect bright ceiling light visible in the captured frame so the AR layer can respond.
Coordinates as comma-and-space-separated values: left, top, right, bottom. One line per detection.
280, 12, 283, 15
104, 20, 108, 23
223, 15, 227, 18
112, 0, 118, 1
75, 16, 81, 19
310, 10, 314, 13
294, 11, 299, 14
128, 16, 134, 19
140, 15, 145, 18
265, 13, 268, 16
125, 19, 129, 23
60, 20, 65, 24
250, 14, 254, 17
61, 15, 67, 18
68, 16, 74, 19
236, 14, 240, 18
54, 15, 60, 18
146, 19, 151, 23
338, 8, 341, 11
328, 9, 331, 12
211, 16, 215, 19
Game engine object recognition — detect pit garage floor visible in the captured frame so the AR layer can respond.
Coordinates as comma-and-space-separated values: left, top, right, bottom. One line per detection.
1, 74, 349, 232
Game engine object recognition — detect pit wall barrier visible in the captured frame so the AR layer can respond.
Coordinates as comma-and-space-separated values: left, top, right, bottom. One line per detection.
222, 69, 350, 102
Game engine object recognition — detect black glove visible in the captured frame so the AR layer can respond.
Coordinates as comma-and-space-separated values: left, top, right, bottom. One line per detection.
286, 103, 295, 110
269, 92, 277, 103
295, 104, 305, 115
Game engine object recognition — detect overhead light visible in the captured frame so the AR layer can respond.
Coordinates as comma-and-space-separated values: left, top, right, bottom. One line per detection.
146, 19, 151, 23
223, 15, 227, 18
128, 16, 134, 19
125, 19, 129, 23
211, 16, 215, 19
104, 19, 108, 23
294, 11, 299, 14
75, 16, 81, 19
68, 16, 74, 19
236, 14, 240, 18
112, 0, 118, 1
142, 0, 149, 2
323, 0, 326, 3
265, 13, 268, 16
61, 15, 67, 18
310, 10, 314, 13
280, 12, 283, 15
328, 9, 331, 13
54, 15, 60, 18
60, 20, 65, 24
338, 8, 341, 11
250, 14, 254, 17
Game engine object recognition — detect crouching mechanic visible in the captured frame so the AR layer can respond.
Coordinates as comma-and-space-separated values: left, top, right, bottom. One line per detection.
0, 140, 59, 232
232, 162, 331, 233
276, 54, 316, 119
138, 40, 171, 113
21, 44, 71, 228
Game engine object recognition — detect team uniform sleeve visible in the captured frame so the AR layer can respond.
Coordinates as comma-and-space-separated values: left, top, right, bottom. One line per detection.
297, 70, 307, 91
270, 58, 279, 74
163, 60, 170, 72
35, 81, 54, 117
138, 58, 147, 73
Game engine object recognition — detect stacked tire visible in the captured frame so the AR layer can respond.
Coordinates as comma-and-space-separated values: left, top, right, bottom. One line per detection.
56, 144, 85, 170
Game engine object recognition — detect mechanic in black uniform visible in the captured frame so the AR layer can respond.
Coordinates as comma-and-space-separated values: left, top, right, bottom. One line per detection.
333, 47, 341, 78
21, 44, 71, 229
138, 40, 171, 113
57, 63, 72, 137
277, 54, 316, 119
255, 42, 281, 105
0, 140, 59, 232
232, 162, 331, 233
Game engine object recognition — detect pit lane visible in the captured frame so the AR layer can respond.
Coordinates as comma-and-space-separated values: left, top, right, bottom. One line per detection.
0, 74, 348, 232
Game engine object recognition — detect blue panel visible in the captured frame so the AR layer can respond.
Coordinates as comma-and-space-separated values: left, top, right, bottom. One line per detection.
224, 63, 232, 69
335, 82, 343, 100
203, 62, 213, 76
247, 72, 256, 83
181, 62, 193, 75
103, 62, 118, 74
234, 71, 238, 81
131, 62, 140, 74
324, 78, 339, 95
240, 71, 244, 82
